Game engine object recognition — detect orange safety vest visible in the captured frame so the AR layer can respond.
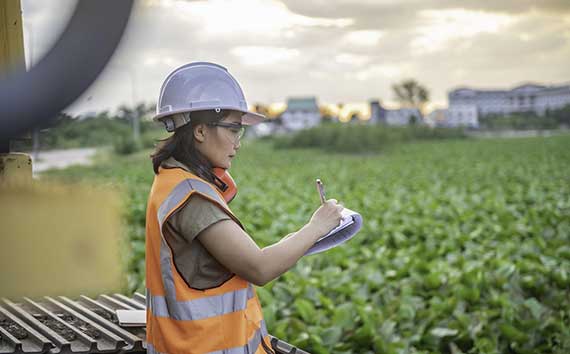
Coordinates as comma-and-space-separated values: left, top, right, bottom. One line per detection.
145, 166, 271, 354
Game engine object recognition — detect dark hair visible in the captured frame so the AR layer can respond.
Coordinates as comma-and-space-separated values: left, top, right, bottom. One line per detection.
151, 110, 230, 182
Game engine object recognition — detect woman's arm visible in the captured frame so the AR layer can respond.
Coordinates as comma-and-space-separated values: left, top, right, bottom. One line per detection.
197, 200, 343, 286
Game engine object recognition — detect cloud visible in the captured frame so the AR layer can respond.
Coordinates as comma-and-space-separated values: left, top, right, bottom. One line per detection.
21, 0, 570, 116
342, 30, 385, 47
335, 53, 370, 66
231, 46, 300, 66
411, 9, 516, 54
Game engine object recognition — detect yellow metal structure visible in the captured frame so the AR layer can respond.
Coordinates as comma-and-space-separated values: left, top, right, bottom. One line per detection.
0, 0, 31, 181
0, 0, 25, 76
0, 152, 32, 184
0, 182, 125, 298
0, 2, 125, 298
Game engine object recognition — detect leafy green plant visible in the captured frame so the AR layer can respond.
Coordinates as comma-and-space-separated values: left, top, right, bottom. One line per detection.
44, 135, 570, 353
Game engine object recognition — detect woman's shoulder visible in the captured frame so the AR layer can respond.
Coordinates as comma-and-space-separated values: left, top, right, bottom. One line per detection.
161, 156, 192, 172
169, 194, 231, 242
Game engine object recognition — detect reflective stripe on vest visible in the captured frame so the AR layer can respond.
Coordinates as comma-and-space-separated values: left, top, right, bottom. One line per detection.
147, 284, 254, 320
157, 177, 229, 224
147, 320, 269, 354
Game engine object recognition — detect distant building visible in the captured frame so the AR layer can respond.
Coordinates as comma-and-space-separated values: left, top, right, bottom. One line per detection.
448, 83, 570, 118
533, 85, 570, 114
385, 108, 423, 126
425, 109, 447, 127
368, 100, 386, 124
281, 97, 321, 131
249, 121, 275, 138
368, 100, 422, 125
445, 105, 479, 128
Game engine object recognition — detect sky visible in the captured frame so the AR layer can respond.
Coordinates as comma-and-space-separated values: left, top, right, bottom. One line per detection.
20, 0, 570, 120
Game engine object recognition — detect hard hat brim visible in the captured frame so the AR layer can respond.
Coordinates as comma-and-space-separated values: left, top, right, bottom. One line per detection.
154, 108, 266, 126
242, 111, 266, 125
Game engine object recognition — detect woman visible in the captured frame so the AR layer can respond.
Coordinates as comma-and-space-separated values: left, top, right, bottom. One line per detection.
145, 62, 343, 354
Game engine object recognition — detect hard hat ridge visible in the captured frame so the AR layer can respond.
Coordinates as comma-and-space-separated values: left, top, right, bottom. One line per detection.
154, 62, 265, 131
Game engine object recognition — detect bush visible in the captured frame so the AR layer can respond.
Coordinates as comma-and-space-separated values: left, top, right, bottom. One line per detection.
113, 136, 142, 155
273, 123, 466, 152
12, 111, 166, 151
480, 109, 566, 130
141, 130, 169, 149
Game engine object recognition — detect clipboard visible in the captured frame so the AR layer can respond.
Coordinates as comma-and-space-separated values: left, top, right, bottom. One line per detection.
305, 208, 363, 256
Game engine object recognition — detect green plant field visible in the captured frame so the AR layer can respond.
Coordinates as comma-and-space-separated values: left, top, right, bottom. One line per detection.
44, 135, 570, 353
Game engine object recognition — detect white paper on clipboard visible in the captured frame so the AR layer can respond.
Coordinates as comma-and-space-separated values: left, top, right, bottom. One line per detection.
305, 208, 363, 256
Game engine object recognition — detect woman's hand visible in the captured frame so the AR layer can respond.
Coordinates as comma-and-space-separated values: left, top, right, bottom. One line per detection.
308, 199, 344, 236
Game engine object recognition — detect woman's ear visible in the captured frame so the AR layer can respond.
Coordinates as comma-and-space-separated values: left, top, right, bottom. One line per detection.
193, 123, 207, 143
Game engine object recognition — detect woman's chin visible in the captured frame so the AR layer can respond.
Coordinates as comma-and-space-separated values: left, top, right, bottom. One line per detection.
212, 160, 231, 170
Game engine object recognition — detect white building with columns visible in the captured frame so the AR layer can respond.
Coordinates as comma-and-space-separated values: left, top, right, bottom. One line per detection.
448, 83, 570, 116
441, 83, 570, 127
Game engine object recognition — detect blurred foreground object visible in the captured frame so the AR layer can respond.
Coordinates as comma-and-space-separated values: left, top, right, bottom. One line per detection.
0, 152, 32, 184
0, 182, 125, 298
0, 0, 33, 182
0, 0, 131, 299
0, 0, 26, 154
0, 1, 133, 141
0, 0, 25, 75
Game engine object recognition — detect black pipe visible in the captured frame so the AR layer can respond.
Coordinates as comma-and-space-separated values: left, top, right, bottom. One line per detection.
0, 1, 133, 141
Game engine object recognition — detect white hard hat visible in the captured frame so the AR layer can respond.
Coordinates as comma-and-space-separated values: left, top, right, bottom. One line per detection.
154, 62, 265, 131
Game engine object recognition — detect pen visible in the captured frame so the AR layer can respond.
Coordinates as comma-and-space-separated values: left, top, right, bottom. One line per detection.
316, 178, 326, 204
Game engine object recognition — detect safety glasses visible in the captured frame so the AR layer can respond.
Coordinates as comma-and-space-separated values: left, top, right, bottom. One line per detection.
207, 122, 246, 143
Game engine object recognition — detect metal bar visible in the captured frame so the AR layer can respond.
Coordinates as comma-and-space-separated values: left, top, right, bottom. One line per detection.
23, 298, 94, 353
97, 295, 137, 311
0, 305, 52, 354
58, 297, 145, 353
1, 299, 69, 353
131, 293, 146, 307
0, 323, 22, 353
45, 297, 127, 353
78, 296, 115, 317
2, 294, 308, 354
110, 295, 145, 311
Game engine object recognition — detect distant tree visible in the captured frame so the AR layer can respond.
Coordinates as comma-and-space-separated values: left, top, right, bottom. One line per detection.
409, 114, 418, 125
319, 105, 337, 123
118, 103, 153, 122
392, 79, 430, 114
117, 103, 154, 142
550, 104, 570, 126
349, 112, 361, 123
253, 103, 269, 117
